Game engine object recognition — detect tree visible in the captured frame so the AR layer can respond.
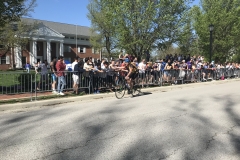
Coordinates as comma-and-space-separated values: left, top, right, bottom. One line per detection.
0, 0, 37, 68
88, 0, 192, 61
155, 45, 181, 59
191, 0, 240, 63
0, 0, 36, 30
88, 0, 118, 60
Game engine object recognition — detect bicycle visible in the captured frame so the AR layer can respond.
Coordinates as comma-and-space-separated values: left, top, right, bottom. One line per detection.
115, 75, 142, 99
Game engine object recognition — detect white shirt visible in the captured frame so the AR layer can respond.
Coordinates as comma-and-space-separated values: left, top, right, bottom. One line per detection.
157, 63, 161, 71
72, 61, 78, 70
101, 63, 106, 70
138, 62, 146, 73
39, 63, 48, 75
84, 63, 92, 70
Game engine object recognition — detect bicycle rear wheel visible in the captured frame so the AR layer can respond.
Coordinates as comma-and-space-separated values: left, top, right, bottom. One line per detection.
115, 81, 126, 99
131, 84, 142, 97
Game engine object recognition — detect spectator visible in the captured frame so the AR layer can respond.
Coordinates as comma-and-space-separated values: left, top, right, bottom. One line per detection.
72, 57, 78, 70
37, 60, 48, 91
71, 57, 78, 90
164, 59, 173, 82
50, 57, 58, 94
84, 57, 93, 70
133, 57, 139, 67
88, 57, 94, 68
34, 62, 39, 74
25, 63, 30, 73
56, 56, 66, 95
73, 61, 85, 94
100, 59, 106, 70
138, 59, 146, 86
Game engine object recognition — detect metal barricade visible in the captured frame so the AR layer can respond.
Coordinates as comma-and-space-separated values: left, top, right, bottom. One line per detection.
184, 69, 198, 83
236, 68, 240, 78
32, 71, 92, 100
1, 66, 239, 101
0, 72, 33, 101
162, 69, 174, 84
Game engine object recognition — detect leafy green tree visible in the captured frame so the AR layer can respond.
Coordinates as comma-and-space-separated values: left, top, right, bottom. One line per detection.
88, 0, 118, 60
0, 21, 38, 68
88, 0, 191, 60
191, 0, 240, 63
0, 0, 36, 30
0, 0, 37, 68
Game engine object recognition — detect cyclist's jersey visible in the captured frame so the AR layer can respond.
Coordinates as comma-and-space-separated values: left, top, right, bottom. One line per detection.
127, 62, 138, 73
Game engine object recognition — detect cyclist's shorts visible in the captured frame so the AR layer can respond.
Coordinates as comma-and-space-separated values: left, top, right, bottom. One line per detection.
129, 73, 138, 80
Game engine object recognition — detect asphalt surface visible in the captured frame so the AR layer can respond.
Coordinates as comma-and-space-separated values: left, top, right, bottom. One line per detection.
0, 81, 240, 160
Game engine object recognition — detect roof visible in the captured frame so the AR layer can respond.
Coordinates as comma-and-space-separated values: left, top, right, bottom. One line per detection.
22, 18, 92, 37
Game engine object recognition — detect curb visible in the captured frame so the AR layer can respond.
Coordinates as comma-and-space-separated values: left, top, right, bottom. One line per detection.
0, 79, 239, 112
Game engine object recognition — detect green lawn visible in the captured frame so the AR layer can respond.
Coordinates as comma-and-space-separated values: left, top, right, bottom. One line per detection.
0, 71, 37, 87
0, 71, 43, 94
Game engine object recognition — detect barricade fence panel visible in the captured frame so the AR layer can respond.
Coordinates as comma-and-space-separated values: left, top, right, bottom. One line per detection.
0, 72, 33, 95
0, 68, 240, 100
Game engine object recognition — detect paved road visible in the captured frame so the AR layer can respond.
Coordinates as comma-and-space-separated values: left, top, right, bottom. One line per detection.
0, 81, 240, 160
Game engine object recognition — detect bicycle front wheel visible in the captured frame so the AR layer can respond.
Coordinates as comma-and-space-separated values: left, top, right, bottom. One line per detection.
115, 81, 126, 99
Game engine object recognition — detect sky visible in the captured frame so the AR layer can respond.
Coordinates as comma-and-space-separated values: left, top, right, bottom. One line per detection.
29, 0, 200, 27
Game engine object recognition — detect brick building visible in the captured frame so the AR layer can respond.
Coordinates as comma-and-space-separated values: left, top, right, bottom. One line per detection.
0, 18, 100, 70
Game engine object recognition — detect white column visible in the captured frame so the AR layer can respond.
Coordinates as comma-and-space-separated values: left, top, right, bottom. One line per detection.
60, 41, 63, 56
32, 40, 37, 64
56, 42, 59, 58
29, 41, 33, 65
30, 40, 37, 65
43, 41, 47, 61
14, 46, 22, 68
47, 40, 51, 64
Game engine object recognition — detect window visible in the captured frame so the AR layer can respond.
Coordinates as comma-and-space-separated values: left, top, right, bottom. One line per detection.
70, 37, 74, 39
65, 36, 69, 39
77, 38, 80, 40
0, 55, 9, 64
86, 39, 89, 41
92, 48, 95, 54
78, 47, 86, 53
81, 38, 84, 40
64, 45, 71, 52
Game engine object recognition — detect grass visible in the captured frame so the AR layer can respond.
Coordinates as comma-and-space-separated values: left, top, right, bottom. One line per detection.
0, 70, 37, 87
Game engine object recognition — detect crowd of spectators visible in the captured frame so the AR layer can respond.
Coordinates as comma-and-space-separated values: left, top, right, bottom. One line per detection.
67, 53, 240, 93
31, 53, 240, 95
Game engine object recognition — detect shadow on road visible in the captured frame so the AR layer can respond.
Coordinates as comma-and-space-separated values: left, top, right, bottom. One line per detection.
0, 92, 239, 160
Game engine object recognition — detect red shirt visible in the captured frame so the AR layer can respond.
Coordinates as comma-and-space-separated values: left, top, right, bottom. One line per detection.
56, 60, 66, 77
120, 62, 127, 76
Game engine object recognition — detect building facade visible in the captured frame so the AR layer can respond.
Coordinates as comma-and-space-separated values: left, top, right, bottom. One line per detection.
0, 18, 100, 70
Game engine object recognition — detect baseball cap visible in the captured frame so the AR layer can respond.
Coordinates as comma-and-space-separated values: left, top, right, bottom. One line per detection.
125, 58, 130, 63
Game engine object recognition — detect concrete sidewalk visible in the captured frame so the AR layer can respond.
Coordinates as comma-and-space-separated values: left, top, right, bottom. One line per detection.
0, 92, 53, 101
0, 79, 239, 113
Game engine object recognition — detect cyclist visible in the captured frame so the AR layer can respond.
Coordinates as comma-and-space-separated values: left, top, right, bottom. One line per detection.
123, 58, 138, 93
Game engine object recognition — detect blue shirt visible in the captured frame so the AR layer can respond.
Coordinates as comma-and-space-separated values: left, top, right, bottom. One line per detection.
161, 62, 166, 71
